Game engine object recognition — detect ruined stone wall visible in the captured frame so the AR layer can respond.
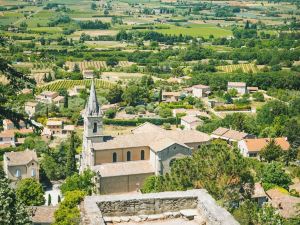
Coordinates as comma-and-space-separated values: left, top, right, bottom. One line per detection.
97, 196, 197, 216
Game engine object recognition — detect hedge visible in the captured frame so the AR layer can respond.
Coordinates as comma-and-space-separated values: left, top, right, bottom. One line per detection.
215, 104, 251, 111
103, 117, 177, 126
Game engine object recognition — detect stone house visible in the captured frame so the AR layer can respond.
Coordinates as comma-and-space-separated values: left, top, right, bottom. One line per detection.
36, 91, 65, 106
3, 150, 39, 182
252, 183, 268, 207
46, 120, 63, 135
238, 137, 290, 158
192, 84, 211, 98
162, 91, 181, 102
80, 83, 211, 194
25, 101, 38, 117
29, 206, 57, 225
68, 85, 85, 96
227, 82, 247, 95
211, 127, 254, 143
82, 70, 95, 79
181, 115, 203, 130
0, 130, 15, 147
247, 86, 259, 93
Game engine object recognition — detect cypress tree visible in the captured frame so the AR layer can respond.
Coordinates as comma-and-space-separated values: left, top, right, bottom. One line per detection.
58, 195, 61, 203
47, 194, 51, 206
66, 132, 77, 176
64, 93, 68, 108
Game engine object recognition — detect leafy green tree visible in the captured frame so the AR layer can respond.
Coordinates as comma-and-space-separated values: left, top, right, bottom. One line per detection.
106, 85, 123, 104
0, 38, 36, 127
228, 88, 238, 97
66, 132, 77, 177
142, 141, 254, 207
122, 83, 147, 106
233, 200, 259, 225
259, 139, 283, 162
16, 178, 45, 206
252, 92, 264, 102
257, 204, 283, 225
91, 2, 97, 10
54, 190, 85, 225
0, 174, 31, 224
105, 108, 116, 118
106, 57, 118, 67
158, 107, 172, 118
60, 170, 95, 195
262, 163, 292, 190
257, 100, 288, 125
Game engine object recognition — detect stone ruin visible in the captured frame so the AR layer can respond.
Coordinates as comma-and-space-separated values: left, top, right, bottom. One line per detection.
81, 189, 239, 225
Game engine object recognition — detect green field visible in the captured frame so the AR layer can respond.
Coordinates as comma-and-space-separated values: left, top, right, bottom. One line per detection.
156, 24, 233, 38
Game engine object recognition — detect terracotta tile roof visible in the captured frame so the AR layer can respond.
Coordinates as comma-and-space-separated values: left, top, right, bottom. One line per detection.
162, 92, 181, 97
25, 101, 38, 107
63, 125, 75, 131
0, 129, 33, 138
243, 137, 290, 152
212, 127, 249, 141
131, 122, 165, 134
29, 206, 57, 224
4, 150, 38, 166
0, 143, 12, 149
93, 161, 155, 177
193, 84, 210, 89
47, 120, 63, 126
266, 188, 300, 218
228, 82, 246, 87
150, 137, 190, 152
252, 183, 267, 198
93, 123, 211, 151
181, 115, 201, 124
247, 86, 259, 91
0, 130, 15, 138
41, 91, 58, 98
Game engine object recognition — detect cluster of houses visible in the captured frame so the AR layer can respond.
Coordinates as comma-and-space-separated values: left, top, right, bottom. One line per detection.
0, 81, 297, 223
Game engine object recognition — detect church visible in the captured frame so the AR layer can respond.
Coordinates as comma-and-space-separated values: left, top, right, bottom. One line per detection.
80, 83, 211, 194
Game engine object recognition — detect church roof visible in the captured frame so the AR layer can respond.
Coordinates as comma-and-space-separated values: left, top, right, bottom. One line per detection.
85, 81, 101, 116
92, 123, 211, 152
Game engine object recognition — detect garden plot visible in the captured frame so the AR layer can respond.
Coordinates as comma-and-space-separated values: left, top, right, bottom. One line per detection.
72, 30, 118, 38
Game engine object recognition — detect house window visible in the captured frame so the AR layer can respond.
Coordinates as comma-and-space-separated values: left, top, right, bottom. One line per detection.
141, 150, 145, 160
31, 169, 36, 177
15, 169, 21, 178
127, 151, 131, 161
93, 122, 97, 133
0, 137, 2, 141
113, 152, 117, 163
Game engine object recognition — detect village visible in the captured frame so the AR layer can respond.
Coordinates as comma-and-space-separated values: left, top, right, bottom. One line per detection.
1, 0, 300, 224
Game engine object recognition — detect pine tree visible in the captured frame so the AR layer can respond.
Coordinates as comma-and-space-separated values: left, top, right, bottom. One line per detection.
66, 132, 77, 177
48, 194, 51, 206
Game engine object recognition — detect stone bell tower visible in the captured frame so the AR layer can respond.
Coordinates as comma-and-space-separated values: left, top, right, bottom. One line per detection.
80, 81, 103, 171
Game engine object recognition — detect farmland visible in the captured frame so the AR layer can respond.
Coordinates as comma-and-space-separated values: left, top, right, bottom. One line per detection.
217, 63, 259, 73
37, 79, 115, 92
157, 24, 233, 38
65, 61, 134, 71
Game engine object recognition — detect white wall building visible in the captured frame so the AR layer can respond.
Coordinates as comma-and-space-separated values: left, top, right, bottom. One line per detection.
227, 82, 247, 95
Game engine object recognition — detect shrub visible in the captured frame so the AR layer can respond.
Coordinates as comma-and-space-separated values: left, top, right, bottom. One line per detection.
125, 106, 136, 114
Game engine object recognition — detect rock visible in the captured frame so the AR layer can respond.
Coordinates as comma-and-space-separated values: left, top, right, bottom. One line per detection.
194, 215, 207, 225
111, 217, 121, 223
147, 214, 164, 221
120, 216, 130, 222
163, 211, 174, 218
103, 217, 112, 222
172, 211, 181, 218
180, 209, 198, 220
131, 216, 142, 222
138, 214, 148, 221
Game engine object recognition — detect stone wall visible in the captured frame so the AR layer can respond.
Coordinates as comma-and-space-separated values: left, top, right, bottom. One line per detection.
81, 189, 240, 225
98, 196, 197, 216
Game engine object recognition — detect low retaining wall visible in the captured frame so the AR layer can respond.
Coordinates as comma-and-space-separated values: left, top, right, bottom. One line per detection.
98, 196, 198, 216
81, 189, 239, 225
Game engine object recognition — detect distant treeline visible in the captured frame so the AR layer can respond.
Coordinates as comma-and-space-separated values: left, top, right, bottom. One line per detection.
189, 71, 300, 91
77, 20, 110, 30
116, 30, 194, 44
